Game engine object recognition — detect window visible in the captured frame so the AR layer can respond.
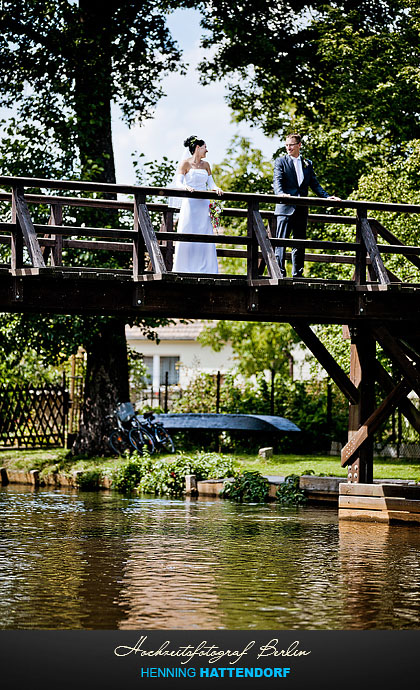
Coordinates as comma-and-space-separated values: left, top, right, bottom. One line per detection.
142, 356, 153, 385
160, 356, 180, 385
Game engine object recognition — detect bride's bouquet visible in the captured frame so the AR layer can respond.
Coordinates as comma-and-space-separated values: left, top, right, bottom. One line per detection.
209, 200, 223, 230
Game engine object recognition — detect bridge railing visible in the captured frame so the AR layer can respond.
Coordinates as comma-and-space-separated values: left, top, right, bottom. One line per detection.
1, 175, 420, 286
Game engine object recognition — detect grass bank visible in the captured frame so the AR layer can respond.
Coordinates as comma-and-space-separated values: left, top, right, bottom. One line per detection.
1, 448, 420, 482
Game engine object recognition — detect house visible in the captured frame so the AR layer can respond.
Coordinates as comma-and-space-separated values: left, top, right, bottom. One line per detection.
125, 320, 234, 398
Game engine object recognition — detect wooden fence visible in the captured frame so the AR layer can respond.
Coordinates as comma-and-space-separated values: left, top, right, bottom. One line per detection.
0, 379, 68, 448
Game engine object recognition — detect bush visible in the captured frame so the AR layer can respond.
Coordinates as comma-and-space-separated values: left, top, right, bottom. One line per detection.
276, 474, 307, 505
111, 451, 237, 497
220, 470, 269, 503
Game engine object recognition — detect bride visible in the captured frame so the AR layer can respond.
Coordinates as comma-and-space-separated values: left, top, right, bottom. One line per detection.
171, 135, 223, 274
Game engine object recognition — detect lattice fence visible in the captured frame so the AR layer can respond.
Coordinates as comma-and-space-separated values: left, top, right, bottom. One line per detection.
0, 382, 69, 448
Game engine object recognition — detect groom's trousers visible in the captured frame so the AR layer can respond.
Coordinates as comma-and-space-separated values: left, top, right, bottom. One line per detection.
275, 206, 308, 277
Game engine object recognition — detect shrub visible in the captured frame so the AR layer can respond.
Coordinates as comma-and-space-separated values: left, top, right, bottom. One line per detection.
220, 470, 269, 503
276, 474, 307, 505
111, 451, 236, 497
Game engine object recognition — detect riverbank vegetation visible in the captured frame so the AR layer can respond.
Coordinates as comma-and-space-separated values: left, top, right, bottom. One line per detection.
1, 448, 420, 484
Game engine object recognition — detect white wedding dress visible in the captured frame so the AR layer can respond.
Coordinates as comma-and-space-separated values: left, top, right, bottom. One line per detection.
172, 169, 218, 274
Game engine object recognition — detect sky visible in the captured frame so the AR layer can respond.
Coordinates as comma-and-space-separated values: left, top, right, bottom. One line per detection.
112, 8, 277, 184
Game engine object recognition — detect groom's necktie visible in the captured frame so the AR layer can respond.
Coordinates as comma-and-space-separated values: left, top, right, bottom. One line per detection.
292, 156, 304, 187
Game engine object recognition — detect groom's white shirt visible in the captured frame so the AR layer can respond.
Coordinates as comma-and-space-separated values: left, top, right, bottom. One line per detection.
290, 154, 304, 188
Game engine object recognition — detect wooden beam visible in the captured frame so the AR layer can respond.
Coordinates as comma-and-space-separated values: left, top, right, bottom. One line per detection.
12, 187, 46, 269
374, 360, 420, 434
247, 201, 259, 282
49, 203, 63, 267
134, 194, 167, 275
360, 217, 390, 285
10, 190, 24, 271
371, 219, 420, 272
346, 329, 376, 483
355, 209, 367, 286
374, 326, 420, 398
341, 377, 412, 467
252, 209, 282, 279
291, 322, 359, 404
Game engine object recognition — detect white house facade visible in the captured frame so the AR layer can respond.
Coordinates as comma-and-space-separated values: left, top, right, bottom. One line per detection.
126, 320, 235, 395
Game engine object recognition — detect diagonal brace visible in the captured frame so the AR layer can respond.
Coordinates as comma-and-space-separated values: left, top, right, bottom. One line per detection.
341, 377, 412, 466
291, 322, 359, 404
13, 187, 46, 268
252, 209, 282, 279
134, 193, 167, 275
360, 217, 390, 285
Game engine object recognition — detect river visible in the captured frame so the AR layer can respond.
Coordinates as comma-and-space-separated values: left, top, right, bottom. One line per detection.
1, 485, 420, 629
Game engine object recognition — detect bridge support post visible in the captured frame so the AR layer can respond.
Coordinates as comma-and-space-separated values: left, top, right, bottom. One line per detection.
347, 327, 376, 483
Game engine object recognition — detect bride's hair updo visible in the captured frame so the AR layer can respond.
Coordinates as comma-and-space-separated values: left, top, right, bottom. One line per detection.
184, 135, 205, 154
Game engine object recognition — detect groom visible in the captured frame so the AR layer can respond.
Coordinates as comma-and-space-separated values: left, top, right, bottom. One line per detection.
273, 133, 340, 278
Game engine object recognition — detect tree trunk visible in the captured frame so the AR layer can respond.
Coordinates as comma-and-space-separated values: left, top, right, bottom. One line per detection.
71, 318, 129, 456
70, 3, 131, 456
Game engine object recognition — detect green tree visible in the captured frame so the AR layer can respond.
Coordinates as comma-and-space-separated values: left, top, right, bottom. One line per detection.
199, 320, 301, 380
199, 1, 420, 196
0, 1, 189, 455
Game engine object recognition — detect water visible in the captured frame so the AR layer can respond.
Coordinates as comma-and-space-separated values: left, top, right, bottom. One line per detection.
1, 485, 420, 630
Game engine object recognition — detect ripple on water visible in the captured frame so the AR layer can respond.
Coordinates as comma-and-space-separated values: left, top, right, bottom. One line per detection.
1, 486, 420, 629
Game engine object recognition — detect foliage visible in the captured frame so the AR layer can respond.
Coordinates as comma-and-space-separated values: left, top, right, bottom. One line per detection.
0, 2, 189, 455
200, 1, 420, 196
0, 1, 186, 180
198, 320, 301, 378
220, 470, 269, 502
75, 469, 103, 491
111, 450, 237, 496
211, 136, 275, 273
276, 474, 307, 506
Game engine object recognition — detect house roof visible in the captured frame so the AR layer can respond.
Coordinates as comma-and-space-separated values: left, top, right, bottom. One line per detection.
126, 319, 214, 341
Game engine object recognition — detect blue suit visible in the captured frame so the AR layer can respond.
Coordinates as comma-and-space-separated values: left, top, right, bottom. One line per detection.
273, 154, 330, 277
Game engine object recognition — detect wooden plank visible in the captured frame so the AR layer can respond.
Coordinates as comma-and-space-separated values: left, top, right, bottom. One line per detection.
12, 187, 46, 268
252, 209, 282, 279
32, 224, 136, 240
134, 194, 167, 275
339, 482, 420, 498
158, 231, 248, 245
354, 209, 367, 286
63, 239, 131, 252
341, 377, 412, 466
338, 508, 391, 523
48, 203, 63, 266
10, 190, 23, 271
291, 322, 359, 404
339, 494, 420, 513
247, 201, 259, 282
159, 210, 175, 270
371, 219, 420, 271
360, 217, 391, 285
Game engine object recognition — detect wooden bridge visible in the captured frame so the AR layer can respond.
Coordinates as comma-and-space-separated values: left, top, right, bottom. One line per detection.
1, 174, 420, 488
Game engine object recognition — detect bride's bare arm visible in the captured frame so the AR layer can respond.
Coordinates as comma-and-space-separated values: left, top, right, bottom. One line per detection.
207, 165, 223, 196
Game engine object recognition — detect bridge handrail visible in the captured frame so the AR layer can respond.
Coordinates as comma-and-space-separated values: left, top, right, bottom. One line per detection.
1, 174, 420, 284
1, 175, 420, 214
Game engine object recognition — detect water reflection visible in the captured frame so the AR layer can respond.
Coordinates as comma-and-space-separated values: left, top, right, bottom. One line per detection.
338, 521, 420, 628
0, 485, 420, 629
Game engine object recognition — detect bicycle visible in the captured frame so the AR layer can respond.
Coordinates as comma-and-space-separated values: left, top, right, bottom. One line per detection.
138, 411, 175, 453
108, 402, 155, 456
